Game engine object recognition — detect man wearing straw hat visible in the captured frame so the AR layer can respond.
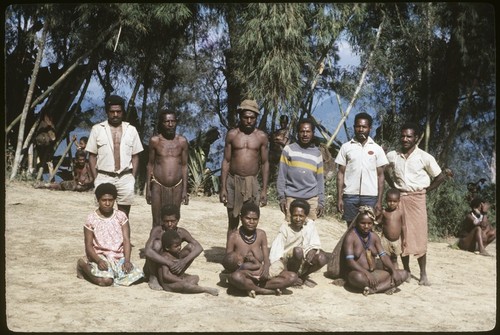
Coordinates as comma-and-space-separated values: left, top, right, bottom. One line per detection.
219, 99, 269, 243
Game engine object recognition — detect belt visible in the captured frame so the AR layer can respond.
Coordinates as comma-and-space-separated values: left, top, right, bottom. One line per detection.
97, 169, 132, 178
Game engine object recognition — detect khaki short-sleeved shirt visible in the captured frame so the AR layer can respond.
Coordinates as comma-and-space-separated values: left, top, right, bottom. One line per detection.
334, 137, 388, 196
386, 147, 442, 192
86, 121, 143, 173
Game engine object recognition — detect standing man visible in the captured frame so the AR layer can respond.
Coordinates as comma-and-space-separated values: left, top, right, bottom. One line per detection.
335, 112, 388, 227
219, 99, 269, 240
145, 110, 189, 227
269, 115, 290, 178
86, 95, 144, 218
385, 122, 446, 286
277, 118, 325, 221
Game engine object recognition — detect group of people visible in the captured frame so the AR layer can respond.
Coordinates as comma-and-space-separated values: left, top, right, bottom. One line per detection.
73, 95, 494, 298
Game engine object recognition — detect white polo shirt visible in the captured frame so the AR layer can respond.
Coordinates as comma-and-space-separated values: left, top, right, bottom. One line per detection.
335, 136, 388, 196
386, 147, 442, 192
86, 121, 143, 173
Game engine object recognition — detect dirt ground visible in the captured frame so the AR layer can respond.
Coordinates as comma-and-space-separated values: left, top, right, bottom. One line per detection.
4, 181, 497, 332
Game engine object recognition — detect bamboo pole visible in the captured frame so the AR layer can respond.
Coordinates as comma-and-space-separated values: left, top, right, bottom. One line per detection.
48, 137, 77, 182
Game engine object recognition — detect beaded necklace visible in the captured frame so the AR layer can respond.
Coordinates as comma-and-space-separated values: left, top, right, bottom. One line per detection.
239, 227, 257, 244
354, 227, 371, 249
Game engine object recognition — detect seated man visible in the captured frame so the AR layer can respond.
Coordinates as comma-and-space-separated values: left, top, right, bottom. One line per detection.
157, 229, 218, 296
458, 197, 496, 256
141, 204, 203, 290
35, 150, 93, 191
342, 206, 409, 295
269, 199, 327, 287
76, 183, 143, 286
222, 202, 297, 298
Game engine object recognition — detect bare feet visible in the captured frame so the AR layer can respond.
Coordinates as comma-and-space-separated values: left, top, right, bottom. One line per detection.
275, 288, 282, 296
331, 278, 346, 286
303, 277, 317, 288
418, 275, 431, 286
384, 287, 400, 295
362, 286, 374, 296
248, 290, 256, 298
148, 276, 163, 291
206, 288, 219, 296
479, 250, 491, 256
405, 273, 411, 283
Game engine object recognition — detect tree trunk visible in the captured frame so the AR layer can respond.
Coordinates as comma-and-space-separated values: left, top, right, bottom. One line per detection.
9, 21, 48, 180
326, 17, 384, 148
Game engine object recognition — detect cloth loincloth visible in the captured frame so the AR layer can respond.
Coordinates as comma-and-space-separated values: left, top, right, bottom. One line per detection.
226, 173, 260, 218
151, 175, 183, 206
380, 233, 402, 257
400, 191, 427, 258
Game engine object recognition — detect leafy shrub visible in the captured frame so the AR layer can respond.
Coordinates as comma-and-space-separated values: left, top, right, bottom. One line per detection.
426, 179, 470, 238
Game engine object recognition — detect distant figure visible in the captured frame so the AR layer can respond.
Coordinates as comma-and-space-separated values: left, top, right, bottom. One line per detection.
335, 112, 388, 228
269, 115, 290, 178
76, 136, 89, 151
466, 178, 487, 203
223, 202, 297, 297
269, 199, 327, 287
86, 95, 144, 218
219, 99, 269, 241
141, 204, 203, 290
145, 110, 189, 227
34, 150, 93, 192
342, 206, 409, 295
458, 197, 496, 256
385, 122, 446, 286
157, 229, 219, 296
277, 118, 325, 221
76, 183, 144, 286
375, 189, 405, 268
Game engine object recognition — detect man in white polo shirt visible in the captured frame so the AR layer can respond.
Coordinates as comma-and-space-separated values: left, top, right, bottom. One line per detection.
335, 112, 388, 228
385, 122, 446, 286
86, 95, 144, 217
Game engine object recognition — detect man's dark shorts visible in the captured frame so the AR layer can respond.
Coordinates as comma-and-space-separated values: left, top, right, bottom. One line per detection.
342, 194, 377, 224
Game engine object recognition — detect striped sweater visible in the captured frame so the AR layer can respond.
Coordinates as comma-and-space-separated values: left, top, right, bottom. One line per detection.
277, 142, 325, 206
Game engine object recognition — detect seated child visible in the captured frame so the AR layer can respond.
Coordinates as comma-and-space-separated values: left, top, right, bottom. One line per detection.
458, 197, 496, 256
76, 183, 143, 286
269, 199, 327, 287
375, 189, 405, 269
158, 229, 219, 296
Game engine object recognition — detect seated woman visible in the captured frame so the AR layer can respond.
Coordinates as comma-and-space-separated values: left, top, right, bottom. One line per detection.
458, 197, 496, 256
341, 206, 409, 295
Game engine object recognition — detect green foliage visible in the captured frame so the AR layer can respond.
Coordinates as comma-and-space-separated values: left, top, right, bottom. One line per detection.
426, 179, 470, 238
187, 146, 219, 197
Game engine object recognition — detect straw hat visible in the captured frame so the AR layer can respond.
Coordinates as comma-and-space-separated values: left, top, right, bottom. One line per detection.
237, 99, 260, 114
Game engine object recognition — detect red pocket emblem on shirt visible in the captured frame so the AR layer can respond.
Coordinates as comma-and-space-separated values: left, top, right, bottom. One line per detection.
368, 151, 374, 155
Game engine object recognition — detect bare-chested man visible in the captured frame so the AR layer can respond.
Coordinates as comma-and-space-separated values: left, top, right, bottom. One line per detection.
142, 204, 202, 290
222, 202, 297, 297
86, 95, 144, 217
145, 110, 189, 227
342, 206, 409, 295
219, 99, 269, 240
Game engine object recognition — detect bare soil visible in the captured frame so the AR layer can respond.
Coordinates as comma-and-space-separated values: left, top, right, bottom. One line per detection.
4, 181, 497, 332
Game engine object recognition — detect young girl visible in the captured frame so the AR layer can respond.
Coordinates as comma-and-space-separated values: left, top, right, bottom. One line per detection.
76, 183, 143, 286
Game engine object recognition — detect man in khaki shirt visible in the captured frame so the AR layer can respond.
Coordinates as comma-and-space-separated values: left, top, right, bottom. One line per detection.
385, 122, 445, 286
86, 95, 144, 217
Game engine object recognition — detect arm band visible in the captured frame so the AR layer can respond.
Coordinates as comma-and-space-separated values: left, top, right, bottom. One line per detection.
345, 255, 355, 260
379, 251, 387, 257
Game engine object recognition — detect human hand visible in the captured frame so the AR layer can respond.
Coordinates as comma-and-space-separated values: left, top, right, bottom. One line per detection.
97, 259, 108, 271
182, 192, 189, 205
366, 272, 378, 288
337, 199, 344, 214
279, 199, 287, 215
374, 203, 382, 218
145, 188, 151, 205
219, 189, 227, 204
260, 190, 268, 207
170, 259, 186, 275
316, 205, 324, 218
122, 260, 133, 273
